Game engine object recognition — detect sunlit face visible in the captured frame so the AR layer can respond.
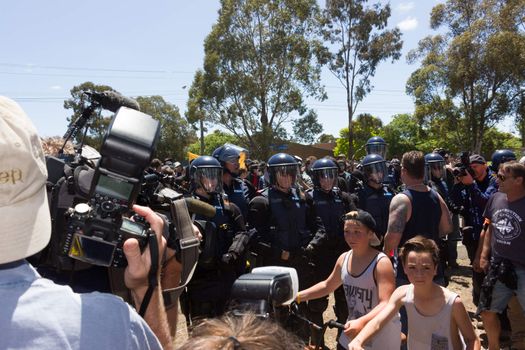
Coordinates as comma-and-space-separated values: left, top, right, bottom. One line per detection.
470, 163, 487, 180
403, 251, 437, 285
344, 220, 372, 248
225, 158, 240, 175
276, 171, 294, 190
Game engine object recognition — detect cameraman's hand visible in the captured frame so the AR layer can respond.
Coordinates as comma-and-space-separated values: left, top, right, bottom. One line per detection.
124, 205, 166, 293
459, 172, 474, 186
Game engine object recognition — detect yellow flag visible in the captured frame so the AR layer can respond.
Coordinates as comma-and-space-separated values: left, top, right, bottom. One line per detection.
239, 151, 246, 170
188, 151, 199, 161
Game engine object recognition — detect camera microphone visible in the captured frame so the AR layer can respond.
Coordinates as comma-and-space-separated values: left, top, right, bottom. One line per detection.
87, 91, 140, 112
184, 197, 216, 218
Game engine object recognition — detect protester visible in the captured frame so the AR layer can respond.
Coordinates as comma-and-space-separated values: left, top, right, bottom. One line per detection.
348, 236, 480, 350
478, 161, 525, 350
297, 210, 400, 350
0, 96, 171, 349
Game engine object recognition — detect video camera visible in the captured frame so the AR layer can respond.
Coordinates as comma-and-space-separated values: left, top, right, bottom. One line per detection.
61, 107, 160, 267
229, 266, 298, 320
452, 151, 475, 178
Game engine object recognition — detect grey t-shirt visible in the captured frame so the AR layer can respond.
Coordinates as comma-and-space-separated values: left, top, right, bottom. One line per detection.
483, 192, 525, 267
0, 261, 162, 349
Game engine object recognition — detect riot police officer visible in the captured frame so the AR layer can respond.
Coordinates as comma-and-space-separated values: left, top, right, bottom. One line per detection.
490, 149, 517, 172
305, 158, 357, 346
356, 154, 393, 243
365, 136, 387, 159
248, 153, 325, 341
180, 156, 250, 326
212, 143, 255, 221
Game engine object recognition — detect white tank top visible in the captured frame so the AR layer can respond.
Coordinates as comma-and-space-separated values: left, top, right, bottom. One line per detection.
338, 251, 401, 349
405, 284, 458, 350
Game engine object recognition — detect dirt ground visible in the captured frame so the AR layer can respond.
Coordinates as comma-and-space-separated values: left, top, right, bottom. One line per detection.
171, 243, 498, 349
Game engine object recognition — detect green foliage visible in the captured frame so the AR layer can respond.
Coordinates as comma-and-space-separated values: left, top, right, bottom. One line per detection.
317, 133, 336, 143
187, 0, 326, 160
320, 0, 402, 157
186, 130, 239, 156
406, 0, 525, 153
63, 82, 115, 149
135, 96, 197, 162
292, 110, 323, 144
333, 113, 383, 160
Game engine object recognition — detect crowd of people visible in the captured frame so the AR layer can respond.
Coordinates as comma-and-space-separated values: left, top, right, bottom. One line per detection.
2, 94, 525, 350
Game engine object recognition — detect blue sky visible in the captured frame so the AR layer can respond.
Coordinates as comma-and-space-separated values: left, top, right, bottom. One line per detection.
3, 0, 510, 140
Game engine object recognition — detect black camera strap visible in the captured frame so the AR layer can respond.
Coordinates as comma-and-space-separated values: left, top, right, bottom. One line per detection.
138, 230, 159, 317
162, 199, 200, 308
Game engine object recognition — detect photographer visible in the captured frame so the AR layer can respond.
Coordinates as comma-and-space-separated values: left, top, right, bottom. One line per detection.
0, 97, 171, 349
449, 154, 498, 306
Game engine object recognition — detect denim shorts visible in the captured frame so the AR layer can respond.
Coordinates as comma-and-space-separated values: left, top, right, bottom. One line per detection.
484, 265, 525, 314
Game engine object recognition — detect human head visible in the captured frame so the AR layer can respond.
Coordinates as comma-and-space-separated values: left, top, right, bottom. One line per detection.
0, 96, 51, 264
401, 151, 425, 181
399, 235, 440, 269
178, 313, 304, 350
469, 154, 488, 181
150, 158, 162, 172
190, 156, 223, 194
311, 158, 338, 191
267, 153, 298, 192
212, 143, 246, 178
497, 161, 525, 193
424, 152, 446, 182
365, 136, 387, 159
491, 149, 517, 172
343, 210, 381, 247
362, 154, 387, 186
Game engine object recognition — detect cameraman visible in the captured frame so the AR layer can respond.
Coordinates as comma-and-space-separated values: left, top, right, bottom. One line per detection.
450, 154, 498, 306
0, 97, 171, 349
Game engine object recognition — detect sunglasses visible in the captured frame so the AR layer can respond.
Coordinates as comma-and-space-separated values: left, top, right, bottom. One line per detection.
497, 173, 510, 182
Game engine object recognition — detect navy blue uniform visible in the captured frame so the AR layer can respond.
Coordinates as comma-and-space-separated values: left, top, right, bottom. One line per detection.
181, 193, 249, 325
357, 183, 394, 241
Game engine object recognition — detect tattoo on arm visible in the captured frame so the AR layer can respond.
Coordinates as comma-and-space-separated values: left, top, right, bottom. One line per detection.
387, 195, 408, 234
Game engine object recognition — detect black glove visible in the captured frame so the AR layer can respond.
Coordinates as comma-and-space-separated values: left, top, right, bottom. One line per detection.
303, 244, 315, 258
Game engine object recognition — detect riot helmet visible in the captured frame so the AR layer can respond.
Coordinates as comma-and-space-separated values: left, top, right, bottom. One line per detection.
491, 149, 516, 172
424, 152, 446, 182
212, 143, 246, 177
311, 158, 338, 191
365, 136, 387, 159
190, 156, 223, 194
361, 154, 387, 185
267, 153, 298, 190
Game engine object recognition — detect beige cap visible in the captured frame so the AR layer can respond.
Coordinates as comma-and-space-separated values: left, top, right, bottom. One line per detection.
0, 96, 51, 264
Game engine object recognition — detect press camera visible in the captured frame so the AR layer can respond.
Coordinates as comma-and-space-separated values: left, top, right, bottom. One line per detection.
452, 151, 475, 178
62, 107, 160, 267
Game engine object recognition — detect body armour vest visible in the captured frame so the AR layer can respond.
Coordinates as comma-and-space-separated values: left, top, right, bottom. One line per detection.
357, 184, 393, 238
224, 178, 250, 220
308, 188, 346, 239
266, 187, 310, 251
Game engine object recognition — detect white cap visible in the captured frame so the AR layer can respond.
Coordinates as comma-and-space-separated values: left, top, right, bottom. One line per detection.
0, 97, 51, 264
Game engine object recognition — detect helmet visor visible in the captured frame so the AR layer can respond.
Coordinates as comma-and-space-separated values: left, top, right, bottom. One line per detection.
363, 162, 387, 184
366, 144, 387, 159
195, 167, 223, 194
270, 165, 298, 189
314, 168, 338, 190
426, 162, 445, 181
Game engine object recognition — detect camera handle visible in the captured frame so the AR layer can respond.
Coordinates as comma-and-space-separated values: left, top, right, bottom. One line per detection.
138, 229, 160, 317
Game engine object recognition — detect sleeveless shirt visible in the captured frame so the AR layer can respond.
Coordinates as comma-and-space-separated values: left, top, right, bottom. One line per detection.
339, 251, 401, 349
404, 284, 458, 350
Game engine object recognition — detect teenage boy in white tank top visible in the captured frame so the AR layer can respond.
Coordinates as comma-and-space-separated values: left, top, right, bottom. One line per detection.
297, 210, 400, 349
348, 236, 480, 350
